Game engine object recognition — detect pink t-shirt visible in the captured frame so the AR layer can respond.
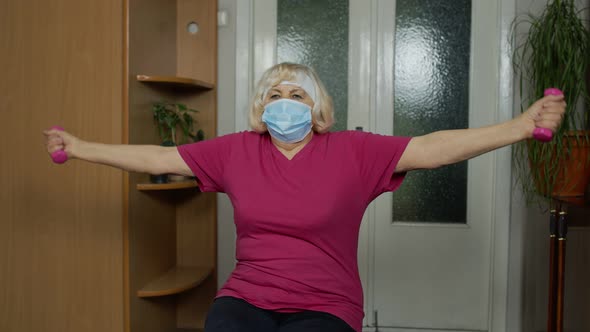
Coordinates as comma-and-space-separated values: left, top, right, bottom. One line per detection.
178, 130, 411, 331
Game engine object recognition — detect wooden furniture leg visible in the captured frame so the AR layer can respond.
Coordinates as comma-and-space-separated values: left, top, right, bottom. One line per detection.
547, 208, 558, 332
556, 210, 568, 332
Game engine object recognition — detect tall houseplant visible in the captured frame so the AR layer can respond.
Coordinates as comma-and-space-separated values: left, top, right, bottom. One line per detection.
512, 0, 590, 203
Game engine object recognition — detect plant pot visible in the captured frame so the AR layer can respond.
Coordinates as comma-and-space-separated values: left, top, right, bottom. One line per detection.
167, 174, 190, 182
529, 131, 590, 197
149, 174, 169, 184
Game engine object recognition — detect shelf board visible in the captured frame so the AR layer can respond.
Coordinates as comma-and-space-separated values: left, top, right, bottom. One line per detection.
137, 266, 212, 298
136, 74, 215, 89
137, 180, 198, 191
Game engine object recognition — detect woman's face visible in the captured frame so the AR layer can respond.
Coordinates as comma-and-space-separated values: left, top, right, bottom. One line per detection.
264, 84, 315, 109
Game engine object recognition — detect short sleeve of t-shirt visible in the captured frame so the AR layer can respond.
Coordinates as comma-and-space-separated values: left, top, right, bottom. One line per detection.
348, 131, 412, 201
176, 132, 241, 192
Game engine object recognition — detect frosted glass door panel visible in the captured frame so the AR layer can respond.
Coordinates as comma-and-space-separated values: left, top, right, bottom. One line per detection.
277, 0, 349, 132
392, 0, 471, 223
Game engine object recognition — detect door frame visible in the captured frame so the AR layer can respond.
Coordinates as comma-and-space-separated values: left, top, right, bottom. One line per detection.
230, 0, 517, 330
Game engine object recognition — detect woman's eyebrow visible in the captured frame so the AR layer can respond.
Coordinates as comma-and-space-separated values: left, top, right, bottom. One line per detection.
289, 88, 305, 94
269, 87, 305, 94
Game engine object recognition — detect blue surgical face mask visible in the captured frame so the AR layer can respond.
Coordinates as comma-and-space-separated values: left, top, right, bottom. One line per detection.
262, 99, 313, 143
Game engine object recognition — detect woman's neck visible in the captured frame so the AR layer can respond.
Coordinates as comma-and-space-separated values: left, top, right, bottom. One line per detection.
271, 131, 314, 159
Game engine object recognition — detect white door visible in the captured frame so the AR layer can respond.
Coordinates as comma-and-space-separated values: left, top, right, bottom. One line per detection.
247, 1, 509, 331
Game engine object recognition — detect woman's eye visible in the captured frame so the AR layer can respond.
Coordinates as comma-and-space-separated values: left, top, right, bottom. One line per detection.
292, 94, 303, 99
269, 94, 280, 99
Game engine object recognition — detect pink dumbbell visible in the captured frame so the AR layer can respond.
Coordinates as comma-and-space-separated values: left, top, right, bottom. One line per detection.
50, 126, 68, 164
532, 88, 563, 142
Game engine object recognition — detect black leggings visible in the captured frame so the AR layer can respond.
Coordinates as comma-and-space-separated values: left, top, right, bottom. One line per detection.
204, 296, 356, 332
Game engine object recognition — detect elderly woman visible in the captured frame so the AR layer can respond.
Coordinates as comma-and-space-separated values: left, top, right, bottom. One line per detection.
44, 62, 565, 332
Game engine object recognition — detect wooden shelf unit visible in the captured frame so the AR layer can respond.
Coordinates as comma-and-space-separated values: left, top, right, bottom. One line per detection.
126, 0, 218, 331
137, 181, 199, 191
137, 75, 214, 90
137, 266, 213, 298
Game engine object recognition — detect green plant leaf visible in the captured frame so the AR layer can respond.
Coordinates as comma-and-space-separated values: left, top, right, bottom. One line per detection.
511, 0, 590, 206
151, 100, 201, 145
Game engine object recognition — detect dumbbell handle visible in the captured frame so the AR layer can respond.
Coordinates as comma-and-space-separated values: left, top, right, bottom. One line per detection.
50, 126, 68, 164
532, 88, 563, 142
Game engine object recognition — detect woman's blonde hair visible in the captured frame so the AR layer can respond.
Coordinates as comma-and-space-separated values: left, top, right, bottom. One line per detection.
249, 62, 335, 133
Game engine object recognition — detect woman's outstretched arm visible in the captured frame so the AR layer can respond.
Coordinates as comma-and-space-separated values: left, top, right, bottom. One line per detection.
395, 93, 566, 172
43, 128, 192, 176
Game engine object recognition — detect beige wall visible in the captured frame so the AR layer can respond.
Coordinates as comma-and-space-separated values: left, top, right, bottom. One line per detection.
0, 1, 125, 332
216, 0, 238, 289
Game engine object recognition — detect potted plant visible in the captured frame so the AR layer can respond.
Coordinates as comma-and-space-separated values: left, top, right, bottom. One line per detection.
511, 0, 590, 204
150, 101, 205, 183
